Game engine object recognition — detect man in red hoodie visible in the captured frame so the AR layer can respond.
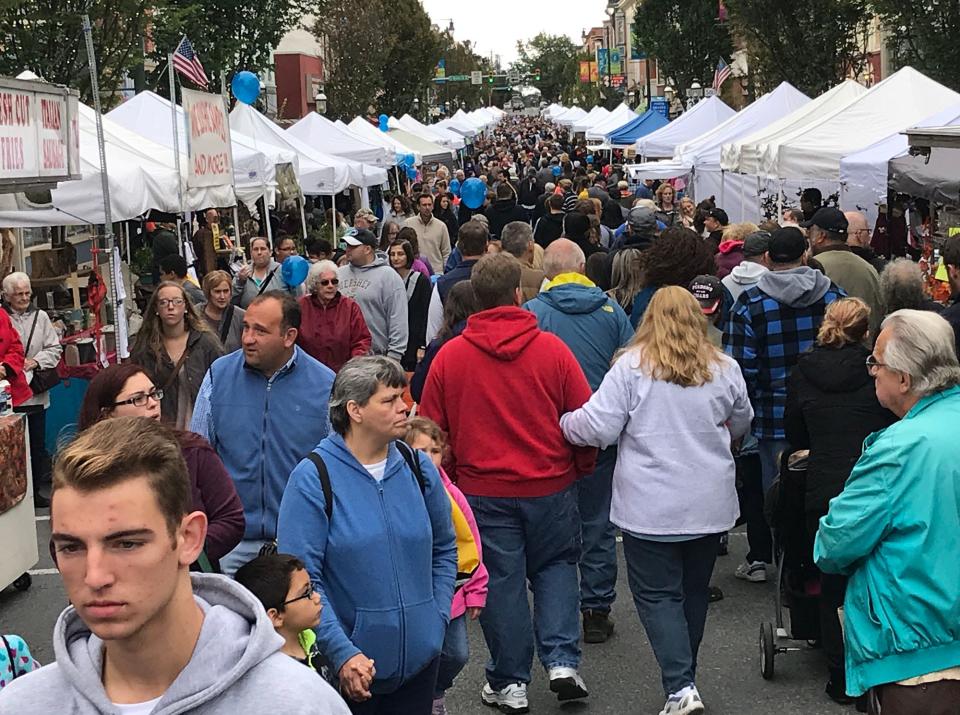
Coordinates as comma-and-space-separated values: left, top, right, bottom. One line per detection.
419, 253, 595, 713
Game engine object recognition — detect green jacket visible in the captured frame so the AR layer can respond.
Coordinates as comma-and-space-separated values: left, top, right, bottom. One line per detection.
814, 385, 960, 695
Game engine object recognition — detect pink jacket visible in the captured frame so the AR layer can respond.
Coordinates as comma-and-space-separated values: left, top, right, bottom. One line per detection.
441, 468, 488, 619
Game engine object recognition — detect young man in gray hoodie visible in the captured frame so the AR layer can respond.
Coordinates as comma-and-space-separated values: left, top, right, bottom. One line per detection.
0, 416, 349, 715
337, 228, 409, 362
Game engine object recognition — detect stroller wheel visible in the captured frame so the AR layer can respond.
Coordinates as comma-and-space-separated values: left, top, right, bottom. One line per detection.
759, 622, 776, 680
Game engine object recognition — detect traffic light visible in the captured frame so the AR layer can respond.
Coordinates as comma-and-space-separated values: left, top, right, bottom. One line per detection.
534, 68, 541, 81
488, 76, 494, 84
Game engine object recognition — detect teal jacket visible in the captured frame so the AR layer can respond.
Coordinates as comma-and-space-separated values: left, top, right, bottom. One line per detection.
814, 385, 960, 696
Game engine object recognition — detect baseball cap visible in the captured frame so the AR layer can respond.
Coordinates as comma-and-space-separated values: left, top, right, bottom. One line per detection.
626, 206, 657, 234
705, 207, 729, 226
742, 230, 772, 257
688, 275, 723, 315
767, 227, 808, 263
342, 228, 378, 248
800, 206, 848, 235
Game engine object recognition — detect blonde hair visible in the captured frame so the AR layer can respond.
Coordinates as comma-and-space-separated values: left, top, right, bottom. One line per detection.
628, 286, 722, 387
722, 222, 759, 243
817, 297, 869, 348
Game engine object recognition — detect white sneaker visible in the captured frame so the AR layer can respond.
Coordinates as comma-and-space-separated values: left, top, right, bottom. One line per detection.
547, 666, 589, 701
659, 684, 705, 715
735, 560, 767, 582
481, 682, 529, 713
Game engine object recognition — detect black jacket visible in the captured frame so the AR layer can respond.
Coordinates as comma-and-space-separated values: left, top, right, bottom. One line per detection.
517, 178, 541, 207
942, 295, 960, 360
485, 199, 527, 241
784, 342, 896, 516
849, 244, 886, 274
533, 211, 565, 249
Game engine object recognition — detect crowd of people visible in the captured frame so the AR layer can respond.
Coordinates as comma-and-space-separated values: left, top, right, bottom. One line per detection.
1, 114, 959, 715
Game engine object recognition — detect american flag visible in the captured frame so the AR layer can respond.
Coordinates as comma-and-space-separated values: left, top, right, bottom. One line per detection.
713, 58, 731, 92
172, 36, 208, 88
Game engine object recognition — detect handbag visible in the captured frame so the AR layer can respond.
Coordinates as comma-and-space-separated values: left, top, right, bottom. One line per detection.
24, 311, 60, 395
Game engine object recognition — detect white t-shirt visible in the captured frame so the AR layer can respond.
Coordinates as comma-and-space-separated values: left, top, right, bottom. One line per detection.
113, 696, 163, 714
365, 458, 388, 482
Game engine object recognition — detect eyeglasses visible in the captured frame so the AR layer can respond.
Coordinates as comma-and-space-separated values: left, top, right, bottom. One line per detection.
865, 354, 889, 372
157, 298, 185, 308
319, 278, 339, 286
282, 582, 315, 606
113, 387, 164, 407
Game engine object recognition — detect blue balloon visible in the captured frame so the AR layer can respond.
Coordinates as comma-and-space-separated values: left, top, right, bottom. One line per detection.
586, 154, 594, 164
378, 113, 389, 132
281, 255, 309, 288
231, 71, 261, 105
449, 178, 461, 196
551, 165, 562, 177
402, 153, 416, 168
406, 166, 418, 180
460, 177, 486, 210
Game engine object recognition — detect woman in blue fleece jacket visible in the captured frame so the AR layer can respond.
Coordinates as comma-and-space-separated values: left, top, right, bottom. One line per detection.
277, 356, 456, 714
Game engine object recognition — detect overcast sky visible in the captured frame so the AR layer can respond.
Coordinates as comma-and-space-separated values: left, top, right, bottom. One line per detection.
421, 0, 604, 66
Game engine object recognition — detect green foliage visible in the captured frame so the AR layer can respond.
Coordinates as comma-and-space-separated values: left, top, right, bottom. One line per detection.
632, 0, 733, 100
378, 0, 445, 118
514, 33, 581, 105
0, 0, 152, 105
724, 0, 871, 96
872, 0, 960, 91
435, 37, 493, 113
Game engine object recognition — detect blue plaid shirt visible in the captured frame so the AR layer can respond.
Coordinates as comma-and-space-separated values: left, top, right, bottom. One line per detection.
724, 281, 845, 439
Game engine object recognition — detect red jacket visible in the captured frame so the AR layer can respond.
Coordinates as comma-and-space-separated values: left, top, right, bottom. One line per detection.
0, 309, 31, 406
296, 293, 371, 373
419, 306, 596, 498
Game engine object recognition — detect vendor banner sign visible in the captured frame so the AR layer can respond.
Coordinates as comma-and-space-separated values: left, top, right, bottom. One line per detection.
0, 77, 80, 186
182, 88, 233, 189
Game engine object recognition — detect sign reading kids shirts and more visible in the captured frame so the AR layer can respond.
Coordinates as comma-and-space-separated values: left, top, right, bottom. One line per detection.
182, 88, 233, 189
0, 76, 80, 186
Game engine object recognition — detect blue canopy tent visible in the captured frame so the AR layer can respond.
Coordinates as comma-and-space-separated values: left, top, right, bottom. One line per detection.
607, 110, 670, 148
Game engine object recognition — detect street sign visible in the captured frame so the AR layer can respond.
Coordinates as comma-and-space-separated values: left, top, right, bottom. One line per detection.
471, 71, 482, 85
507, 69, 520, 84
446, 74, 469, 81
704, 87, 717, 97
650, 97, 670, 119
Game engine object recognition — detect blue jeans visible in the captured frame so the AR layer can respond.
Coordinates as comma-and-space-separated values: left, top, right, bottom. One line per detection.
577, 446, 618, 612
435, 615, 468, 696
758, 438, 790, 493
466, 486, 582, 689
219, 539, 272, 577
622, 534, 720, 697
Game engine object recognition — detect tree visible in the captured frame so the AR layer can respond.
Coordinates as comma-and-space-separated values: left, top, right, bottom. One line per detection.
632, 0, 733, 100
0, 0, 152, 105
725, 0, 871, 96
514, 33, 581, 106
871, 0, 960, 91
378, 0, 444, 118
436, 37, 493, 112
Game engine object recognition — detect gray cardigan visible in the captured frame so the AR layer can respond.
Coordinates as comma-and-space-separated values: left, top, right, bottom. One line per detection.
231, 260, 295, 309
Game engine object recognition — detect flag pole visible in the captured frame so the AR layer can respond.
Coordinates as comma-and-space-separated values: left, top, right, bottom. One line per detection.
220, 70, 243, 253
168, 46, 188, 263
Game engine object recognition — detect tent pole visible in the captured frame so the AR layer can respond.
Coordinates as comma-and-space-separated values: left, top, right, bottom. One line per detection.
331, 193, 337, 240
299, 195, 309, 240
263, 196, 273, 246
720, 170, 726, 208
777, 179, 784, 222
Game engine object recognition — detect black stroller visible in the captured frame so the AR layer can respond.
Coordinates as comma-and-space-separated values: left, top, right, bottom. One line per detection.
758, 450, 822, 679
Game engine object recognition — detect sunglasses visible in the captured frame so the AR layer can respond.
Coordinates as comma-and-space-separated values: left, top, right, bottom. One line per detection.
319, 278, 339, 286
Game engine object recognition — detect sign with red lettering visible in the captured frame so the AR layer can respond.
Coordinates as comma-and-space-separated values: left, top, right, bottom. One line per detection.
182, 88, 233, 189
0, 78, 79, 185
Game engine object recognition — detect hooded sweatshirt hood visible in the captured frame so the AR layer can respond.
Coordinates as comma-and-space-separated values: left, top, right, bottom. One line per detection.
798, 342, 873, 393
538, 275, 610, 315
718, 239, 744, 255
728, 261, 768, 285
463, 306, 540, 360
757, 266, 833, 308
0, 574, 349, 714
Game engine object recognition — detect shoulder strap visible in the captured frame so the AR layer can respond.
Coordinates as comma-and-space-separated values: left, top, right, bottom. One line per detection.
256, 267, 279, 297
306, 452, 334, 521
219, 304, 235, 345
25, 310, 39, 354
395, 440, 426, 493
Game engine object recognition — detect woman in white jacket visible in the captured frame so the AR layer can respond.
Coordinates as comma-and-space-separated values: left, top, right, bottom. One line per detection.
560, 286, 753, 715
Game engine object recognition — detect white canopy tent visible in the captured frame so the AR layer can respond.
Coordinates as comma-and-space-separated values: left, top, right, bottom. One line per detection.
892, 126, 960, 206
585, 104, 638, 141
390, 114, 466, 150
435, 115, 478, 138
553, 106, 588, 127
771, 67, 960, 182
463, 108, 494, 130
387, 128, 456, 165
0, 103, 233, 227
346, 117, 421, 165
287, 112, 392, 168
721, 80, 867, 176
106, 90, 276, 210
542, 103, 565, 119
839, 102, 960, 226
572, 106, 610, 134
635, 96, 734, 159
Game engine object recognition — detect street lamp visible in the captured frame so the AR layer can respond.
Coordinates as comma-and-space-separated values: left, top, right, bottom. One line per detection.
314, 89, 327, 115
627, 89, 637, 107
412, 96, 420, 119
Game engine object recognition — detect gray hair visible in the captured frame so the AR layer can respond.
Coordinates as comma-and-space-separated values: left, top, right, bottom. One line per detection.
542, 238, 586, 279
880, 258, 926, 314
501, 222, 534, 258
881, 309, 960, 397
2, 271, 30, 295
305, 259, 340, 293
545, 182, 556, 193
328, 355, 407, 435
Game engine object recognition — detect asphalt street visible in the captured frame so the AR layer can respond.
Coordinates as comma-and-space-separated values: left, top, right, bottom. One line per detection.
1, 510, 850, 715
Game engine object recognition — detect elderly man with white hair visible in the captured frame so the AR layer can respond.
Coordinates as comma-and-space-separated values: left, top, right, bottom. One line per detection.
815, 309, 960, 712
524, 238, 634, 644
2, 271, 62, 507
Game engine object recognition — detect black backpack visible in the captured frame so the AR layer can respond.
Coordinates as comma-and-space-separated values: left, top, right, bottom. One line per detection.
306, 441, 425, 521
